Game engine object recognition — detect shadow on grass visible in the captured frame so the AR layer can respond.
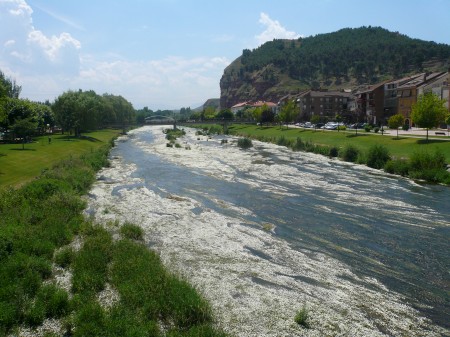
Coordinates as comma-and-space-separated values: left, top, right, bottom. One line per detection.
80, 135, 102, 142
59, 135, 102, 142
416, 139, 450, 145
9, 148, 37, 151
346, 133, 370, 138
0, 153, 6, 157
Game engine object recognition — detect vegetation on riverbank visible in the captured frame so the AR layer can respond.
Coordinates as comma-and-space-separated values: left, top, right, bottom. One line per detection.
0, 129, 122, 188
0, 134, 227, 336
194, 124, 450, 185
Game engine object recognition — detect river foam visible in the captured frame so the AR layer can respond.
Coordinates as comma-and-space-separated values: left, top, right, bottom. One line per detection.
86, 126, 448, 337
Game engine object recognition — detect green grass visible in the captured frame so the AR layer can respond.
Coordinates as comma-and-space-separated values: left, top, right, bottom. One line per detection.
294, 306, 310, 329
228, 125, 450, 162
0, 129, 122, 188
0, 129, 228, 336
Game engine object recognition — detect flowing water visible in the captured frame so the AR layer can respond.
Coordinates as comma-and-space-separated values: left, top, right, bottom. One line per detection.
86, 126, 450, 336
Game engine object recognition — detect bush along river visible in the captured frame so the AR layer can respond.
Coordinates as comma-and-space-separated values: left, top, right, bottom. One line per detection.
86, 126, 449, 337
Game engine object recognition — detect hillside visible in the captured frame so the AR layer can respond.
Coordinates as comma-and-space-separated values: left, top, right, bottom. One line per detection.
220, 26, 450, 108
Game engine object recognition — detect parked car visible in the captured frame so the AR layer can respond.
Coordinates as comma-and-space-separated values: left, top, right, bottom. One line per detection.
324, 122, 338, 130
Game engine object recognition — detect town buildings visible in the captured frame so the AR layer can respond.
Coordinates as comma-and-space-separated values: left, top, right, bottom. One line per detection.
228, 70, 450, 126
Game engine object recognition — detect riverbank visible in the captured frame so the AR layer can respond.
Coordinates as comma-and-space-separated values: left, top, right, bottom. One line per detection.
0, 130, 123, 188
0, 131, 227, 336
190, 124, 450, 185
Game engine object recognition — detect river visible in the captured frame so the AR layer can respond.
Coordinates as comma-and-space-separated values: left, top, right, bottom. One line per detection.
86, 125, 449, 337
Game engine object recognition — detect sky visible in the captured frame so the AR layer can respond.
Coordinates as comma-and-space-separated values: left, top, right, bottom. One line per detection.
1, 0, 450, 110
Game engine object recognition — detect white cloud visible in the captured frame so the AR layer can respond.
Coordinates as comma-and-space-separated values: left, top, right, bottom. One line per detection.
0, 0, 229, 109
0, 0, 81, 75
75, 55, 230, 109
255, 12, 301, 46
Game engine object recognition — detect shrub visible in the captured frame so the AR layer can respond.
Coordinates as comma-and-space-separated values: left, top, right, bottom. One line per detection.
21, 178, 70, 201
384, 159, 410, 176
291, 137, 304, 151
120, 223, 144, 241
364, 125, 371, 132
208, 125, 222, 135
294, 306, 310, 328
340, 144, 360, 162
329, 146, 339, 158
237, 138, 252, 149
303, 140, 316, 153
409, 168, 450, 183
409, 150, 448, 183
410, 150, 446, 171
366, 144, 391, 169
276, 136, 292, 147
313, 145, 331, 156
374, 127, 380, 133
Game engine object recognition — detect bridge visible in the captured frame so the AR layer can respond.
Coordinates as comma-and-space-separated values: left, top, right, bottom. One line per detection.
144, 117, 256, 133
145, 115, 176, 125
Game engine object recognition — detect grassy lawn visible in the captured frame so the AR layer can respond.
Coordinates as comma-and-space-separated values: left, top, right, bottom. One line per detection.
0, 129, 122, 188
228, 124, 450, 162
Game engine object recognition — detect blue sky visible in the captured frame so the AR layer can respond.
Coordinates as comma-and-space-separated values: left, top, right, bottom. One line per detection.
1, 0, 450, 110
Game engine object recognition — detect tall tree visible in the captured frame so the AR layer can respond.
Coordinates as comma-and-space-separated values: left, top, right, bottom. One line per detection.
252, 107, 262, 127
279, 100, 297, 129
202, 106, 216, 120
388, 114, 405, 139
260, 104, 275, 126
11, 117, 37, 150
0, 71, 21, 99
411, 92, 447, 141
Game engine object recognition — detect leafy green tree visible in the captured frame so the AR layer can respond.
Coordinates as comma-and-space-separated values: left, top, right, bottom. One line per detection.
136, 106, 153, 124
411, 92, 448, 141
202, 106, 216, 120
445, 114, 450, 127
52, 90, 82, 135
11, 117, 37, 149
279, 100, 297, 129
260, 104, 275, 126
103, 94, 135, 134
53, 90, 134, 136
189, 111, 202, 121
388, 114, 405, 139
252, 107, 262, 127
216, 109, 234, 120
0, 71, 21, 99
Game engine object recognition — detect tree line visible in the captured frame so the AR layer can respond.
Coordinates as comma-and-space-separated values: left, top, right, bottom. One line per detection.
237, 26, 450, 86
0, 70, 135, 142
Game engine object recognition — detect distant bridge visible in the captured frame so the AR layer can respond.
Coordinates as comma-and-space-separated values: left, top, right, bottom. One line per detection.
145, 115, 177, 127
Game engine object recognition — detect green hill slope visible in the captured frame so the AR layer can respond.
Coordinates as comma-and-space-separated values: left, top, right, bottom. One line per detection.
220, 26, 450, 108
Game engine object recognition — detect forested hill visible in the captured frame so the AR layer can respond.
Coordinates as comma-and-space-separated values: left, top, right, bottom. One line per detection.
220, 26, 450, 108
